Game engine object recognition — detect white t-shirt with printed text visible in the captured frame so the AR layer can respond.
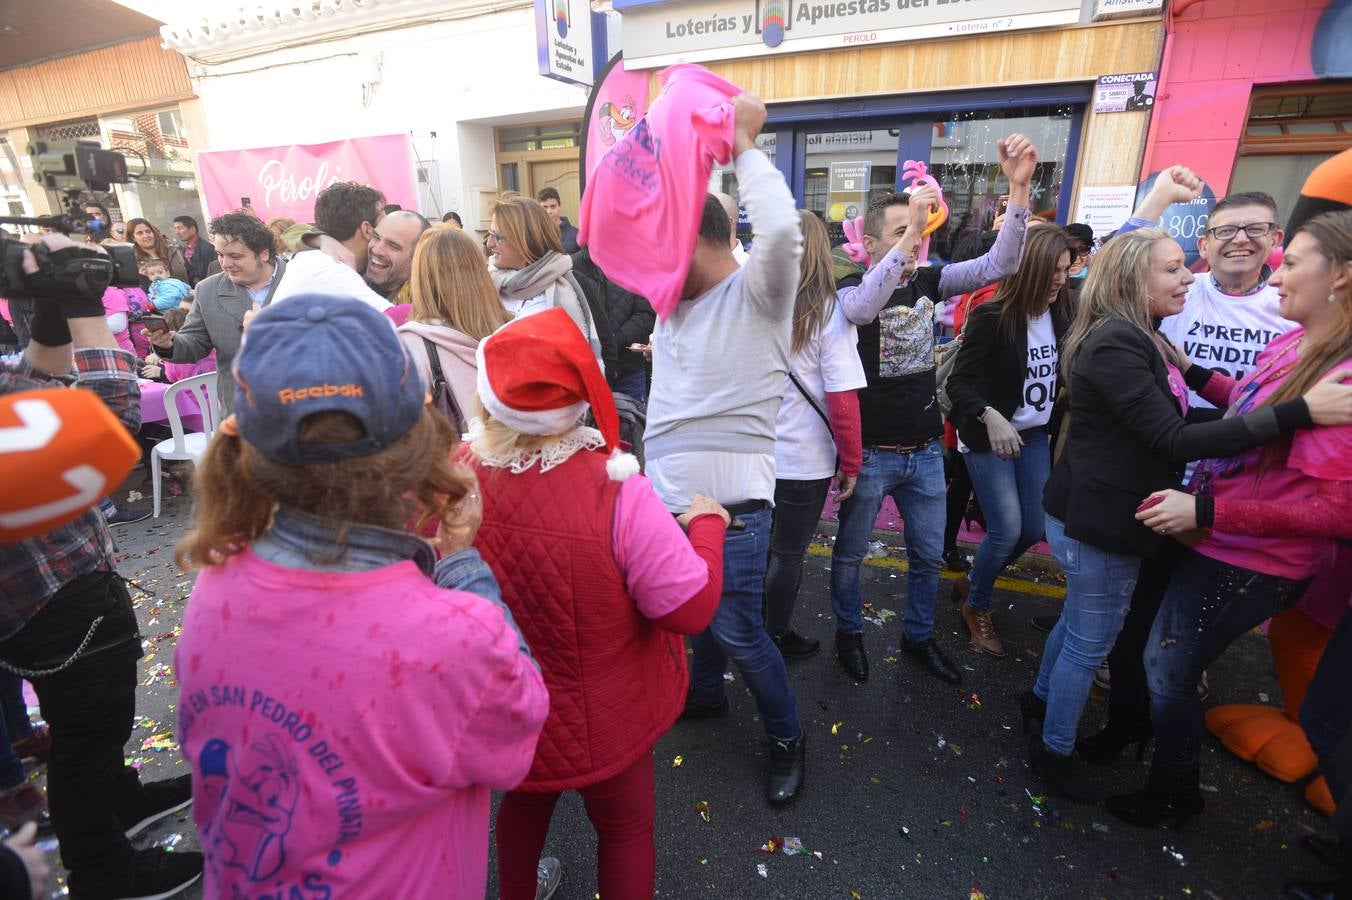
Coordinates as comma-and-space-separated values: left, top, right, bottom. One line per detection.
1010, 312, 1059, 431
1159, 274, 1293, 411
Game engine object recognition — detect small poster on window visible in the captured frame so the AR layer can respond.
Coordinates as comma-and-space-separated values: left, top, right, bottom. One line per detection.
827, 162, 871, 222
1094, 72, 1158, 113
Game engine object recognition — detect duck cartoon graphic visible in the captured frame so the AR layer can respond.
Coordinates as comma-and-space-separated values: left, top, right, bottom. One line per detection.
597, 95, 638, 147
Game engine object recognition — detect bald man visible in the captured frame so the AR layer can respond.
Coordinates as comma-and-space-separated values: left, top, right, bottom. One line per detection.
366, 209, 431, 303
712, 191, 749, 267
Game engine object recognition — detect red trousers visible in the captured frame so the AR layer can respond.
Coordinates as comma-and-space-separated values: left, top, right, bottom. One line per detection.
496, 749, 656, 900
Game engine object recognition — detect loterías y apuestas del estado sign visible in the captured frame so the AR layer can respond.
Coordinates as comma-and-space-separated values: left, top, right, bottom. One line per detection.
616, 0, 1083, 69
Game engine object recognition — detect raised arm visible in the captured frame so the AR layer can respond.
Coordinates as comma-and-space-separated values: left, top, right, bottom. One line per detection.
734, 94, 804, 320
937, 133, 1039, 298
1116, 165, 1206, 237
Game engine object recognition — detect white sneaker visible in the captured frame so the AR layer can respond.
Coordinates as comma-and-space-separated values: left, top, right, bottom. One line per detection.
536, 857, 562, 900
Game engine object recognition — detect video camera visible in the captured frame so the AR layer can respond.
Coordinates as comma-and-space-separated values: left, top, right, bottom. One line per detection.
0, 139, 140, 303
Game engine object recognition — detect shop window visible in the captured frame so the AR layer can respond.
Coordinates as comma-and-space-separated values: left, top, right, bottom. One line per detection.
927, 106, 1076, 261
706, 132, 777, 243
497, 123, 581, 153
1233, 85, 1352, 225
802, 128, 900, 244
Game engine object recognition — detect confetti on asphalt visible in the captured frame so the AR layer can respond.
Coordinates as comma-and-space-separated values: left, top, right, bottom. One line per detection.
756, 862, 768, 878
141, 732, 178, 752
695, 800, 710, 822
831, 721, 843, 735
1163, 844, 1187, 865
970, 890, 988, 900
850, 890, 861, 899
968, 692, 982, 710
758, 837, 781, 854
1255, 820, 1275, 831
672, 756, 683, 768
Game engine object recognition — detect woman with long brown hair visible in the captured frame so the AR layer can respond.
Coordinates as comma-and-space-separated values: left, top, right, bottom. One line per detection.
397, 225, 511, 428
763, 211, 866, 660
1024, 226, 1352, 805
126, 218, 188, 282
174, 296, 547, 897
1107, 209, 1352, 830
486, 194, 610, 367
945, 225, 1075, 657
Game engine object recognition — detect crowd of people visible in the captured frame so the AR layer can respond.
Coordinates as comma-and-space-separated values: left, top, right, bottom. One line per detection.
0, 86, 1350, 900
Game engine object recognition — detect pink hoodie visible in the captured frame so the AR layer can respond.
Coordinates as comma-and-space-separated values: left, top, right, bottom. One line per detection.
579, 64, 740, 321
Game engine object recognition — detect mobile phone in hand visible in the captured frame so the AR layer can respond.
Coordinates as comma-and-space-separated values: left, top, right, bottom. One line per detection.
998, 194, 1010, 216
1136, 494, 1164, 513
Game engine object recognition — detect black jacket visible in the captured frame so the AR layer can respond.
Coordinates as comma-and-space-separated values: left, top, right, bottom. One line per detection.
1042, 317, 1311, 557
560, 218, 581, 254
572, 248, 655, 379
567, 265, 619, 381
183, 237, 217, 287
947, 300, 1070, 452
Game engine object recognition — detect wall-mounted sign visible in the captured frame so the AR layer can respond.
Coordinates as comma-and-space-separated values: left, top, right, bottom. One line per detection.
1136, 172, 1217, 267
827, 161, 870, 222
1094, 72, 1158, 113
536, 0, 594, 87
1072, 184, 1136, 238
1092, 0, 1164, 21
617, 0, 1082, 70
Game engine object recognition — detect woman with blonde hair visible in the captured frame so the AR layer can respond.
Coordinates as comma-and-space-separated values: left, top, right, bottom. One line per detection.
468, 309, 727, 899
486, 194, 611, 368
764, 211, 865, 660
1024, 226, 1352, 804
398, 225, 511, 428
1106, 209, 1352, 831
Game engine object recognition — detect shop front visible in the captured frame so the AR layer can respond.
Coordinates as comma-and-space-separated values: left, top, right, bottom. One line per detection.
615, 0, 1167, 255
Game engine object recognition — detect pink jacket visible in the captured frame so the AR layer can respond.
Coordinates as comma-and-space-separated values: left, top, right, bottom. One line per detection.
579, 64, 740, 321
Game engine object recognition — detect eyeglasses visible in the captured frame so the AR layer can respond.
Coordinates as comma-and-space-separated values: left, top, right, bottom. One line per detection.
1205, 222, 1275, 241
487, 230, 505, 243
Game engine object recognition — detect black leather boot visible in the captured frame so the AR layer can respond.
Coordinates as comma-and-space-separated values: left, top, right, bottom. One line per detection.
900, 636, 961, 685
834, 631, 868, 682
1018, 689, 1047, 734
766, 732, 805, 807
1105, 764, 1205, 829
1027, 735, 1106, 804
1076, 718, 1153, 765
772, 630, 821, 661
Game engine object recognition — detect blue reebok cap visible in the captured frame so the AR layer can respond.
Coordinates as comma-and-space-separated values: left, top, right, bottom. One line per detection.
231, 295, 424, 465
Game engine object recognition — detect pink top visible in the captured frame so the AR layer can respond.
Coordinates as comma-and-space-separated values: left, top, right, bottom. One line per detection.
612, 474, 710, 619
1164, 360, 1190, 416
101, 286, 135, 355
162, 349, 217, 384
1196, 329, 1352, 580
175, 551, 548, 898
578, 64, 739, 321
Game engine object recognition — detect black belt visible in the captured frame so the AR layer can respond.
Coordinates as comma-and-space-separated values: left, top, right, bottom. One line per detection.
724, 499, 770, 517
870, 442, 928, 453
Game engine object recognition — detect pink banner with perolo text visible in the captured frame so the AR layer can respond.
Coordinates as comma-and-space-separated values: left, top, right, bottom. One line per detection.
196, 134, 417, 223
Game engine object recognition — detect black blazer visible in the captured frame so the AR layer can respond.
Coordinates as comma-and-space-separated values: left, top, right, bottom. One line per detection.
947, 300, 1070, 452
1042, 317, 1308, 557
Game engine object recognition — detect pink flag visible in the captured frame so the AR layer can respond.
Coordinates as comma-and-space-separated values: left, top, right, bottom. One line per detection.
196, 134, 417, 222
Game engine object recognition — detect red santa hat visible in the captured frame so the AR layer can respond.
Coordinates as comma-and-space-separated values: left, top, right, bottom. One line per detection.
476, 307, 640, 481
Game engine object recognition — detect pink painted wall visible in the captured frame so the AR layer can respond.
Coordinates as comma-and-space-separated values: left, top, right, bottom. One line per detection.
1142, 0, 1331, 194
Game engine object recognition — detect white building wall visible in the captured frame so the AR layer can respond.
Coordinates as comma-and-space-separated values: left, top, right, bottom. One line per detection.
184, 5, 589, 227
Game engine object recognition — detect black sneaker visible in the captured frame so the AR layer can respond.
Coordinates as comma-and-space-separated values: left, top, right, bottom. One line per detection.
771, 630, 821, 660
766, 732, 805, 807
125, 774, 192, 838
107, 507, 152, 527
942, 548, 972, 572
112, 848, 203, 900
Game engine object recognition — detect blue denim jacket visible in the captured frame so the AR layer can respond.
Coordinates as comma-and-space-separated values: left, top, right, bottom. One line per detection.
254, 508, 534, 664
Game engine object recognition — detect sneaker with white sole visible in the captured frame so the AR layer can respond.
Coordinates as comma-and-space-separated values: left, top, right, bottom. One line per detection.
106, 507, 152, 527
536, 856, 562, 900
124, 774, 192, 838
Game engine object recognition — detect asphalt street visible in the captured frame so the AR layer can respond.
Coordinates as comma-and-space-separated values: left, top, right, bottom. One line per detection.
28, 480, 1341, 899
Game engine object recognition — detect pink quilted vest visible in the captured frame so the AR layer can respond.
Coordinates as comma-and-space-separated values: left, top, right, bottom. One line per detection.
471, 449, 688, 792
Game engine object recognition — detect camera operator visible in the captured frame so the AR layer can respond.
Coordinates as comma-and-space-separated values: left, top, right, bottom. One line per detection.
0, 234, 203, 899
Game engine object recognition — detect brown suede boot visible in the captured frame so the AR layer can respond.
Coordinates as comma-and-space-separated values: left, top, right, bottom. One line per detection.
961, 600, 1006, 658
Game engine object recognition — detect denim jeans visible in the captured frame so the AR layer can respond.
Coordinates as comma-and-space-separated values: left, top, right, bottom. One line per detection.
613, 369, 648, 404
0, 571, 144, 891
764, 477, 832, 636
1301, 608, 1352, 848
1035, 516, 1142, 755
961, 426, 1050, 610
0, 672, 33, 790
688, 506, 801, 741
830, 440, 945, 642
1146, 550, 1309, 774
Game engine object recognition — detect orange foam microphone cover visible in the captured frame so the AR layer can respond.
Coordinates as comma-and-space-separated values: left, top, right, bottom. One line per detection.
0, 388, 140, 543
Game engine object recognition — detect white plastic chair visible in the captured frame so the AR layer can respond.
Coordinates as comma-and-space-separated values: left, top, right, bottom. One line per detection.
151, 372, 221, 518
